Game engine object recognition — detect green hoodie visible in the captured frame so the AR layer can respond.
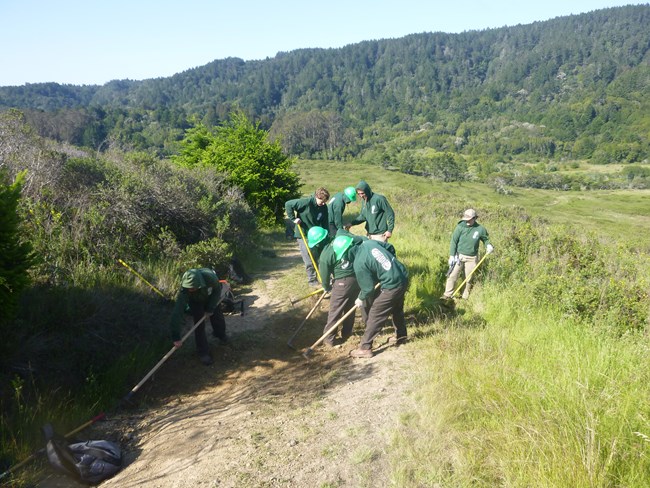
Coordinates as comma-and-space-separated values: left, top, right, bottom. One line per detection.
170, 268, 221, 341
350, 180, 395, 235
318, 229, 367, 291
449, 220, 491, 257
353, 239, 408, 300
285, 194, 329, 238
327, 191, 352, 236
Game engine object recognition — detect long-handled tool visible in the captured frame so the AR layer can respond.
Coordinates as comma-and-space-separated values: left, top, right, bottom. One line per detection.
122, 297, 221, 403
287, 290, 328, 349
117, 259, 168, 300
289, 287, 324, 306
0, 412, 106, 482
296, 224, 323, 284
451, 253, 489, 298
302, 283, 380, 359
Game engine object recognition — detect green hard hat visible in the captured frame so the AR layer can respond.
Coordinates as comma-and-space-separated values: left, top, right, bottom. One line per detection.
343, 186, 357, 202
307, 226, 328, 248
332, 235, 354, 261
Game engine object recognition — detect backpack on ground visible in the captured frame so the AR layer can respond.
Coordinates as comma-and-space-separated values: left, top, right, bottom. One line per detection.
219, 279, 245, 316
42, 423, 122, 485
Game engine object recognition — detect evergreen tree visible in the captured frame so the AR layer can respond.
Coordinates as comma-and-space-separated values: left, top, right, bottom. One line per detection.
0, 171, 34, 327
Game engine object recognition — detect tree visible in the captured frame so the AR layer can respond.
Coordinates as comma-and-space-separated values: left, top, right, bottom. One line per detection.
174, 111, 301, 225
0, 171, 34, 328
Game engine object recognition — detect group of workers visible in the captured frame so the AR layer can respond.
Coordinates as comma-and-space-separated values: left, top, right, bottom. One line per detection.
169, 179, 493, 364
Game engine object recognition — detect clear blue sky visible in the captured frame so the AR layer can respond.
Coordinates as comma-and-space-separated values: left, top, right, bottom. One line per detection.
0, 0, 645, 87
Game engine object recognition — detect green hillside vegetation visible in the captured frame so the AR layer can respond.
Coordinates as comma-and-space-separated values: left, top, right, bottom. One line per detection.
1, 5, 650, 485
0, 5, 648, 182
1, 107, 649, 484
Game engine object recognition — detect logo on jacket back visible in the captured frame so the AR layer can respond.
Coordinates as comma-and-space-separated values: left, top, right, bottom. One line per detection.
371, 248, 392, 270
341, 260, 351, 269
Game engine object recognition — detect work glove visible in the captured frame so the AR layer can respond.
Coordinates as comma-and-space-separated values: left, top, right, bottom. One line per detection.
486, 244, 494, 254
293, 218, 302, 225
448, 256, 456, 267
354, 298, 364, 309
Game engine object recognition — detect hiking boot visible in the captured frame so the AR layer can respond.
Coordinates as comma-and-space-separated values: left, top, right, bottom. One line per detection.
199, 354, 214, 366
388, 336, 408, 346
349, 348, 374, 359
308, 280, 321, 288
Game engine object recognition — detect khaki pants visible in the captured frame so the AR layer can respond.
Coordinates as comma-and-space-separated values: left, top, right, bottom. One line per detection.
443, 253, 478, 299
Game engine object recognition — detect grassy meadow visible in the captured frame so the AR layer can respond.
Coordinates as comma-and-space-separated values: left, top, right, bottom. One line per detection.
295, 159, 650, 487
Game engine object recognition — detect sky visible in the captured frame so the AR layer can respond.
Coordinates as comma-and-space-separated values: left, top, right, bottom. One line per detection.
0, 0, 646, 87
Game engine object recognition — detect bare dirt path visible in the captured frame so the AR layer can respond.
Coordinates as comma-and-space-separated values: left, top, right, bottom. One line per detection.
40, 241, 417, 487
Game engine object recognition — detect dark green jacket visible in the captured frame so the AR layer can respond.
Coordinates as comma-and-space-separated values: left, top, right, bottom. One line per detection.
350, 180, 395, 235
353, 240, 408, 300
449, 220, 491, 257
285, 195, 329, 239
327, 191, 353, 236
170, 268, 221, 341
318, 230, 367, 292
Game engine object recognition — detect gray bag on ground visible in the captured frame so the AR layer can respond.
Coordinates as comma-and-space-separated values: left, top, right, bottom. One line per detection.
42, 423, 122, 484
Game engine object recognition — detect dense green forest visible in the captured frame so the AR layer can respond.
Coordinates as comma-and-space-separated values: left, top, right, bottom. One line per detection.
1, 4, 649, 184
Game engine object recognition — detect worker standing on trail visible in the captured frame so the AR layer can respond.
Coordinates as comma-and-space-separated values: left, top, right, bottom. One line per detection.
345, 180, 395, 242
285, 188, 330, 287
327, 186, 357, 237
170, 268, 229, 366
349, 239, 409, 358
442, 208, 494, 300
318, 230, 367, 347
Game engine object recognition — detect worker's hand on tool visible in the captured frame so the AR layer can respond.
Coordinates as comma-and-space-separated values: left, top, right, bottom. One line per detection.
448, 255, 456, 266
486, 244, 494, 254
173, 340, 182, 348
206, 311, 214, 317
293, 218, 302, 225
354, 298, 364, 309
343, 224, 352, 230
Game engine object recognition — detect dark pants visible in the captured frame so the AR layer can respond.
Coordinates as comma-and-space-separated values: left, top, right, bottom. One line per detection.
359, 285, 407, 350
189, 301, 226, 356
297, 238, 318, 284
323, 276, 360, 343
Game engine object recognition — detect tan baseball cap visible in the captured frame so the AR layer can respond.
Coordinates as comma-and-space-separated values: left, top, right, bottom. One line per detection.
462, 209, 478, 220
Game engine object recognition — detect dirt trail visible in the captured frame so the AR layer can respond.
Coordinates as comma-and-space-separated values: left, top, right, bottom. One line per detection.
39, 241, 417, 487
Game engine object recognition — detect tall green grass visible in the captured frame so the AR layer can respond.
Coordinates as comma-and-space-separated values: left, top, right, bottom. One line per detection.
392, 286, 650, 486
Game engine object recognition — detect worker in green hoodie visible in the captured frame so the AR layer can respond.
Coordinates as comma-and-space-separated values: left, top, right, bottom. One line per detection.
318, 230, 367, 347
442, 208, 494, 300
285, 187, 330, 287
349, 239, 408, 358
327, 186, 357, 237
170, 268, 229, 365
345, 180, 395, 242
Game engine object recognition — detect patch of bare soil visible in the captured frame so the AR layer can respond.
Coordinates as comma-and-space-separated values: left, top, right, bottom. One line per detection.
39, 241, 417, 487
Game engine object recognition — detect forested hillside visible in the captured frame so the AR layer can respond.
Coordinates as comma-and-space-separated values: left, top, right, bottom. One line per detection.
1, 5, 649, 174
